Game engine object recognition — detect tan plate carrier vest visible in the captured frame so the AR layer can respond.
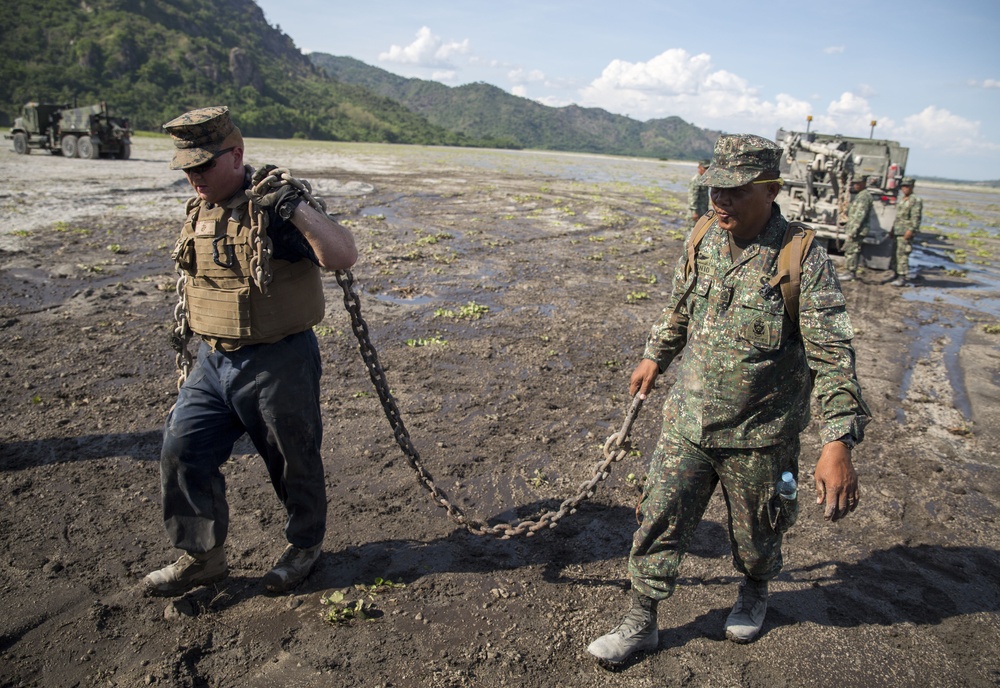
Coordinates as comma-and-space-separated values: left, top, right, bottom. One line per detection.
174, 197, 325, 348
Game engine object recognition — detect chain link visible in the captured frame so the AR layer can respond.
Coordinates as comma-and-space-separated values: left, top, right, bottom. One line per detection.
170, 270, 193, 389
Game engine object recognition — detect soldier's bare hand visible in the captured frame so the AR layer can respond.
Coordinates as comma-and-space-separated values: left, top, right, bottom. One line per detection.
814, 441, 859, 522
629, 359, 660, 399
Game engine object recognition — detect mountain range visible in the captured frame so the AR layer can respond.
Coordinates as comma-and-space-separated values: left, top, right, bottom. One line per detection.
0, 0, 719, 160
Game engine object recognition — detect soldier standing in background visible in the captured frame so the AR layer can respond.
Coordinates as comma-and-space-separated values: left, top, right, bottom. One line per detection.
688, 160, 710, 227
587, 134, 871, 666
143, 106, 358, 596
890, 178, 922, 287
839, 177, 874, 282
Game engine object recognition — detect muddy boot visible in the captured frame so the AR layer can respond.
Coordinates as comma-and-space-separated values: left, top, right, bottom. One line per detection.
143, 547, 228, 597
587, 589, 659, 664
725, 577, 768, 643
263, 543, 322, 593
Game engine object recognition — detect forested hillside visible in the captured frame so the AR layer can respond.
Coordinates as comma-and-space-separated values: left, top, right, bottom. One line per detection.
0, 0, 479, 145
1, 0, 719, 159
310, 54, 720, 160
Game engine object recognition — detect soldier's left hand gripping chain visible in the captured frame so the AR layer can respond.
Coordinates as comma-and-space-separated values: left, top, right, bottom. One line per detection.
249, 164, 304, 230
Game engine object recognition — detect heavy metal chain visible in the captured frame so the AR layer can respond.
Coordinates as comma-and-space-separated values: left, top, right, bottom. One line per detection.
170, 271, 193, 389
335, 267, 645, 537
183, 168, 648, 538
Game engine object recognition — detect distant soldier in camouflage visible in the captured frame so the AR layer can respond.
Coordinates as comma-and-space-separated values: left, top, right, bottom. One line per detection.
587, 134, 871, 666
840, 177, 874, 281
688, 159, 710, 227
890, 177, 922, 287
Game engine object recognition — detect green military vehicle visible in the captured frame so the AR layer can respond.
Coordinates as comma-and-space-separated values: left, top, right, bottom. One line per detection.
774, 128, 909, 269
6, 101, 132, 159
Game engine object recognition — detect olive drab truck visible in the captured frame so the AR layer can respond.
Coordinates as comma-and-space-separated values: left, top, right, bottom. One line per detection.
6, 101, 132, 159
774, 128, 909, 270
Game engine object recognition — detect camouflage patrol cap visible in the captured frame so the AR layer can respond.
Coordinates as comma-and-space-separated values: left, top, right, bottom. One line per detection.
699, 134, 782, 188
162, 106, 244, 170
901, 177, 915, 187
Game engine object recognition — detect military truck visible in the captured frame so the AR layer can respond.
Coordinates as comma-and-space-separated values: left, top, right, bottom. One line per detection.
774, 128, 909, 269
6, 102, 131, 159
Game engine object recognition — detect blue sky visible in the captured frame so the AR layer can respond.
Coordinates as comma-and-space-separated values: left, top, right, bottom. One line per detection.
255, 0, 1000, 181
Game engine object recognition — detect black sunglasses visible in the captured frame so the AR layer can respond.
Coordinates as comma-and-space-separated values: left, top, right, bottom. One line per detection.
185, 147, 235, 175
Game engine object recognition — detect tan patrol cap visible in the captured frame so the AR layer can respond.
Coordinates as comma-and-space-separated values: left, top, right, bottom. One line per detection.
162, 106, 244, 170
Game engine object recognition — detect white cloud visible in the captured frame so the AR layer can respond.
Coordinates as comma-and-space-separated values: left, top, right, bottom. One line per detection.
578, 48, 811, 130
895, 106, 1000, 155
824, 45, 845, 55
511, 85, 528, 98
508, 68, 546, 84
857, 83, 877, 98
981, 78, 1000, 89
379, 27, 470, 68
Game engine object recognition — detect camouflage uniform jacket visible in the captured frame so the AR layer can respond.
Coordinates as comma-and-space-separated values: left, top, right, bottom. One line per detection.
892, 194, 923, 235
688, 174, 710, 216
643, 204, 871, 448
844, 188, 874, 239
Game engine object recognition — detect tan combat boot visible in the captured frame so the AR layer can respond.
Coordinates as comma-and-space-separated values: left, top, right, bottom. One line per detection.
587, 589, 659, 664
143, 547, 228, 596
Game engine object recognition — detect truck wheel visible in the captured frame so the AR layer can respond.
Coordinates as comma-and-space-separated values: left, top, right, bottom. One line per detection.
61, 135, 78, 158
78, 136, 99, 160
13, 132, 29, 155
118, 142, 131, 160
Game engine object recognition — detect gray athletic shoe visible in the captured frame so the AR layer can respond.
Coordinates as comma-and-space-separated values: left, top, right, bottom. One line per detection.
587, 592, 658, 664
890, 276, 907, 287
725, 577, 768, 643
838, 271, 856, 283
263, 543, 322, 593
143, 547, 228, 596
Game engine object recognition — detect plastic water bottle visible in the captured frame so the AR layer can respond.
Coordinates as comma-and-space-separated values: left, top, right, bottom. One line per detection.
777, 471, 797, 500
775, 471, 798, 531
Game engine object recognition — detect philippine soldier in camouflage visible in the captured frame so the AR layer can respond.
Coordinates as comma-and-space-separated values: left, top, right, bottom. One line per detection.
688, 160, 710, 227
840, 177, 874, 281
143, 107, 358, 598
889, 177, 922, 287
587, 134, 871, 666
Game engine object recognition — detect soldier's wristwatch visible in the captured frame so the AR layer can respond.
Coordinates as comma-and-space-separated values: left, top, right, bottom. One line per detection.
277, 195, 302, 221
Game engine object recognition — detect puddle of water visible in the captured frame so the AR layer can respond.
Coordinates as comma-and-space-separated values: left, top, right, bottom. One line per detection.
898, 307, 972, 423
371, 292, 436, 307
905, 185, 1000, 319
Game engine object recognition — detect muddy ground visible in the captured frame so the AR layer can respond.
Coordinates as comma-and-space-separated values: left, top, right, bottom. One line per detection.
1, 136, 999, 688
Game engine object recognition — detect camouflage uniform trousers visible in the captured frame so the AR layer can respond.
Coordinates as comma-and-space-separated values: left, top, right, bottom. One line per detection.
842, 229, 866, 273
628, 428, 800, 600
891, 235, 913, 278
